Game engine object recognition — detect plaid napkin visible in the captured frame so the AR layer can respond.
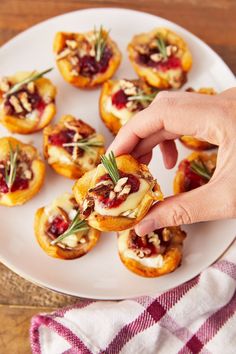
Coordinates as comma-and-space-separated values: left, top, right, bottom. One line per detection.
30, 241, 236, 354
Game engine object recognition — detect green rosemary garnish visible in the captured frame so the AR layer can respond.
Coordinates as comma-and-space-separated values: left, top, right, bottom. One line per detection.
156, 37, 167, 59
50, 211, 89, 246
127, 91, 158, 103
190, 160, 212, 180
94, 26, 110, 62
5, 143, 19, 191
63, 136, 103, 154
101, 151, 120, 184
5, 68, 53, 97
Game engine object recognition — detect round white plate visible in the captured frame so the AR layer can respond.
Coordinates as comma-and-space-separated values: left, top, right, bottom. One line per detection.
0, 8, 235, 300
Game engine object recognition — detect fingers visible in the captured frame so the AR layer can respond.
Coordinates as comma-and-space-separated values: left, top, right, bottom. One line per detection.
108, 90, 223, 157
159, 140, 178, 169
137, 151, 153, 165
135, 181, 234, 235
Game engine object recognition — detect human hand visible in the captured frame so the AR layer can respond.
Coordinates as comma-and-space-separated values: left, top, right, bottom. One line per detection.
108, 88, 236, 235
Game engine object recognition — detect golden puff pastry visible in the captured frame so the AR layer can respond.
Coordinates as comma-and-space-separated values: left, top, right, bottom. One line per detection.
118, 226, 186, 277
0, 137, 45, 206
173, 151, 217, 194
35, 192, 100, 260
73, 154, 163, 232
179, 87, 217, 150
53, 28, 121, 88
127, 27, 192, 89
43, 115, 105, 179
99, 78, 158, 135
0, 71, 56, 134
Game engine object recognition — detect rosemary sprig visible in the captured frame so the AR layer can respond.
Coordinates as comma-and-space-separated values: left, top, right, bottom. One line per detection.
94, 26, 110, 62
156, 37, 167, 59
5, 143, 19, 191
50, 211, 89, 246
127, 91, 158, 103
101, 151, 120, 184
190, 160, 212, 180
63, 136, 103, 154
5, 67, 53, 98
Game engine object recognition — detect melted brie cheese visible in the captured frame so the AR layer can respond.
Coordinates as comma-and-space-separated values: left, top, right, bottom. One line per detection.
105, 97, 134, 125
44, 192, 74, 219
94, 178, 150, 217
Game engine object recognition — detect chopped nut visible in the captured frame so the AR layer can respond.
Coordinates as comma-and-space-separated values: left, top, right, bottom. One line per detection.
19, 92, 32, 112
69, 209, 77, 220
162, 228, 171, 242
118, 184, 131, 197
120, 80, 135, 89
95, 180, 113, 188
0, 77, 10, 92
89, 48, 95, 57
70, 56, 79, 66
136, 45, 148, 54
64, 121, 78, 132
124, 86, 138, 96
44, 95, 52, 104
136, 250, 144, 258
9, 95, 23, 113
27, 81, 35, 94
114, 177, 128, 193
80, 237, 86, 244
150, 53, 163, 62
66, 39, 78, 49
109, 191, 116, 200
73, 132, 83, 142
56, 48, 71, 60
71, 69, 79, 77
148, 232, 160, 246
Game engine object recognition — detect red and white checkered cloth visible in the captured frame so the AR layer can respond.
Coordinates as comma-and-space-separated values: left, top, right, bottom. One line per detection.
30, 240, 236, 354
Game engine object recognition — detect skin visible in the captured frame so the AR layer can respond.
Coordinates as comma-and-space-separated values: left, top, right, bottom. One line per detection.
108, 88, 236, 236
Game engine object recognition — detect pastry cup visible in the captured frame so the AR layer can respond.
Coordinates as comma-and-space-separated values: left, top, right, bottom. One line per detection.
73, 154, 163, 232
0, 72, 56, 134
127, 27, 192, 89
43, 114, 105, 179
0, 137, 45, 206
54, 31, 121, 88
99, 79, 155, 135
173, 151, 217, 194
118, 226, 186, 277
34, 193, 100, 260
180, 87, 217, 150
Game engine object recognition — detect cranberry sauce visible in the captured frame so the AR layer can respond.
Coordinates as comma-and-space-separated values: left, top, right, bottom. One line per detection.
138, 48, 181, 72
179, 160, 208, 191
111, 89, 128, 109
79, 46, 113, 77
94, 171, 140, 209
47, 216, 69, 239
4, 86, 47, 117
128, 229, 168, 257
0, 160, 31, 194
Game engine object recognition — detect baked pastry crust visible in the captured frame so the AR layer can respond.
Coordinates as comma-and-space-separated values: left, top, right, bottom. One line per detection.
53, 30, 121, 88
0, 137, 45, 206
43, 115, 105, 179
0, 72, 56, 134
34, 193, 100, 259
127, 28, 192, 89
173, 151, 217, 194
99, 78, 157, 135
73, 154, 163, 232
180, 87, 217, 150
118, 226, 186, 277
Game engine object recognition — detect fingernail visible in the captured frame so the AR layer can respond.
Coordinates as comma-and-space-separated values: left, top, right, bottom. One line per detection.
135, 219, 156, 236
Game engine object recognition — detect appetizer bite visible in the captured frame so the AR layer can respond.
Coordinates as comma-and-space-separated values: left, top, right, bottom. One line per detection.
73, 152, 163, 232
174, 151, 216, 194
0, 69, 56, 134
43, 115, 105, 179
127, 28, 192, 89
118, 226, 186, 277
35, 193, 100, 259
53, 27, 121, 88
100, 78, 158, 135
180, 87, 217, 150
0, 137, 45, 206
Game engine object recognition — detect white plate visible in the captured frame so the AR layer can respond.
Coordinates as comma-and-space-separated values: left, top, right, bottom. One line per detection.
0, 8, 235, 300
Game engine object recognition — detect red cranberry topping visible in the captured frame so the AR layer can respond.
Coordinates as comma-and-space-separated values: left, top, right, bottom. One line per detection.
111, 89, 128, 109
0, 176, 29, 194
128, 230, 161, 257
49, 129, 76, 146
79, 47, 113, 76
179, 160, 208, 191
138, 52, 181, 72
0, 178, 9, 193
47, 216, 69, 239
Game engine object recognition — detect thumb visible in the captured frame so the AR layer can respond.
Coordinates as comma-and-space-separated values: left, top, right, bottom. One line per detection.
135, 181, 231, 236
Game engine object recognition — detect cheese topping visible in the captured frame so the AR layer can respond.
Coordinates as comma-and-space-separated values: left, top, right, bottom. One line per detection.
105, 97, 134, 125
94, 178, 150, 216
